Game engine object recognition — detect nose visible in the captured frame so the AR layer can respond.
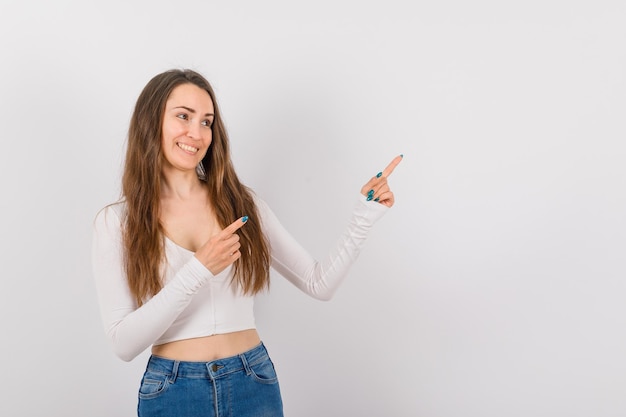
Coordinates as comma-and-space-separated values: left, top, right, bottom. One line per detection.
187, 121, 202, 139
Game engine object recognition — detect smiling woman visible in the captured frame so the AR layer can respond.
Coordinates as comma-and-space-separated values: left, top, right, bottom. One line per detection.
91, 68, 401, 417
161, 84, 215, 180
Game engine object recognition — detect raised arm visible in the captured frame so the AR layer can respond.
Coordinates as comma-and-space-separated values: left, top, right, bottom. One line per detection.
259, 155, 403, 300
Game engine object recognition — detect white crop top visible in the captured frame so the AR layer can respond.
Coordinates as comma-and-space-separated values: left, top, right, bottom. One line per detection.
92, 194, 388, 361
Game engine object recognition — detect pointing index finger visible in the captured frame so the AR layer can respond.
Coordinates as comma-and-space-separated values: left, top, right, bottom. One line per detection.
381, 154, 403, 178
222, 216, 249, 236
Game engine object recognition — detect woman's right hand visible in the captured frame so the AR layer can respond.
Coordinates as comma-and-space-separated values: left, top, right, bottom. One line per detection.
360, 154, 403, 208
194, 216, 248, 275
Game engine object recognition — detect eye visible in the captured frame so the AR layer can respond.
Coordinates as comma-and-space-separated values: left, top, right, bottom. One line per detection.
176, 113, 189, 120
202, 119, 213, 127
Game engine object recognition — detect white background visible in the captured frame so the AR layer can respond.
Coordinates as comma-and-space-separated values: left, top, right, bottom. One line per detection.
1, 1, 625, 416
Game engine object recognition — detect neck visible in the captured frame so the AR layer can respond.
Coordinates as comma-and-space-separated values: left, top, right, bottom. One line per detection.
161, 167, 205, 200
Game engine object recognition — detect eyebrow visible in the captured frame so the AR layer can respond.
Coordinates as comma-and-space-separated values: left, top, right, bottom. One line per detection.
173, 106, 214, 117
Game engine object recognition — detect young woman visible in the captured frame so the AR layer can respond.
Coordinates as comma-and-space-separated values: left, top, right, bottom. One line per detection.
92, 68, 402, 417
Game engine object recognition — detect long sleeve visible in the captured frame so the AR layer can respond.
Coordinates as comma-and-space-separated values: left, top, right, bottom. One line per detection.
91, 205, 214, 362
258, 194, 389, 301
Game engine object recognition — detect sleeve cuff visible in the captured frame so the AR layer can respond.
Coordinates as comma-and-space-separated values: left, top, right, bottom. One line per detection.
355, 193, 390, 224
177, 256, 215, 293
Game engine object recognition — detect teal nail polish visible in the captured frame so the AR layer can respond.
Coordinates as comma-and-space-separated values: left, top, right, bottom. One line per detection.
374, 197, 380, 202
376, 172, 382, 178
242, 216, 248, 223
368, 189, 374, 196
400, 154, 404, 158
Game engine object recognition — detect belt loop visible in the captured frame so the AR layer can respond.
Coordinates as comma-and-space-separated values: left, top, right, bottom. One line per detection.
169, 360, 180, 384
240, 353, 252, 376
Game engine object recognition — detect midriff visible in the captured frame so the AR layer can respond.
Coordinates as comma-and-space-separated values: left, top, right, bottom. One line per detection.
151, 329, 261, 362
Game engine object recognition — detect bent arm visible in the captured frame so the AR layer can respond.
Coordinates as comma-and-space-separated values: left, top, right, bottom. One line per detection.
258, 195, 388, 301
91, 206, 213, 361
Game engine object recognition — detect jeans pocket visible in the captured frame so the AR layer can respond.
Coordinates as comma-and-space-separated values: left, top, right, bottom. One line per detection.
138, 372, 170, 400
248, 357, 279, 385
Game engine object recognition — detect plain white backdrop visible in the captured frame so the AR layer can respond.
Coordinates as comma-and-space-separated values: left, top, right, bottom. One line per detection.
1, 1, 625, 416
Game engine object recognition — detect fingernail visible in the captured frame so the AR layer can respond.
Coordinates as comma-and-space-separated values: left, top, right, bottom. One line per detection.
400, 154, 404, 158
368, 189, 374, 196
242, 216, 248, 223
376, 172, 382, 178
374, 197, 380, 202
367, 195, 373, 201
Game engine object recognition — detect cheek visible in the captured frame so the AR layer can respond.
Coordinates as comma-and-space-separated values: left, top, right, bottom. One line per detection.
163, 125, 182, 142
199, 135, 213, 159
162, 117, 188, 139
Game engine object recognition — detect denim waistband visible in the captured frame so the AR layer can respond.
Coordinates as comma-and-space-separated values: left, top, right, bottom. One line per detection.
145, 342, 270, 380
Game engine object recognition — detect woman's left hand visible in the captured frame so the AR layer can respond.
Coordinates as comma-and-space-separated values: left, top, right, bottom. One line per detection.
360, 154, 403, 208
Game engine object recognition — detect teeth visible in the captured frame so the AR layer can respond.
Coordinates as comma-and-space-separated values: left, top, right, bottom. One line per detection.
177, 143, 198, 153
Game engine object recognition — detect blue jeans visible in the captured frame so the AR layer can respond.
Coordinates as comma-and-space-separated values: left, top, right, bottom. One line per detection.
137, 342, 284, 417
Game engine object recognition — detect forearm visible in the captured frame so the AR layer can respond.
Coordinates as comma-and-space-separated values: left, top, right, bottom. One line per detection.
92, 206, 213, 361
260, 194, 388, 300
97, 257, 212, 361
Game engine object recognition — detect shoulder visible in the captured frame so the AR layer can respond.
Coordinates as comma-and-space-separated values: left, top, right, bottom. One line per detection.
93, 200, 127, 230
250, 191, 267, 210
249, 191, 273, 220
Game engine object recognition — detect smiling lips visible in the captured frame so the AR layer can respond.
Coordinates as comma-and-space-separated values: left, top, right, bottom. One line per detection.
177, 142, 199, 154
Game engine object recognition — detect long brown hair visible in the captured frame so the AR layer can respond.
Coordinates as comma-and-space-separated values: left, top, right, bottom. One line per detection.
121, 69, 270, 306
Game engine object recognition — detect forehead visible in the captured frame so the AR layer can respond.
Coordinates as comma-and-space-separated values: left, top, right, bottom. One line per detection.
166, 83, 214, 112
